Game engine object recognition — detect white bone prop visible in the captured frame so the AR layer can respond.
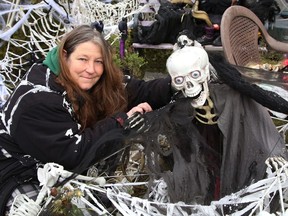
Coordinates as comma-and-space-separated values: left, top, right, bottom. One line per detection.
173, 34, 203, 51
166, 46, 210, 108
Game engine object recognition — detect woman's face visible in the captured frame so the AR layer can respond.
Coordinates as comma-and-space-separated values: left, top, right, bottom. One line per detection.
65, 41, 104, 90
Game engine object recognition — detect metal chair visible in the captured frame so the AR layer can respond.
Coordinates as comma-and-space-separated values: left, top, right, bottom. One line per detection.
220, 5, 288, 66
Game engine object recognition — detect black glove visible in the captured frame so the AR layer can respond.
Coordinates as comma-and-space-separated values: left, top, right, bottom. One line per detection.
124, 112, 150, 134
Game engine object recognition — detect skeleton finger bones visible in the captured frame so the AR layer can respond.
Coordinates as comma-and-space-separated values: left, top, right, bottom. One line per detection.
265, 156, 288, 176
124, 112, 149, 133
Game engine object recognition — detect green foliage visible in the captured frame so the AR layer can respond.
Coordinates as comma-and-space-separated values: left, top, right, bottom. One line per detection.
273, 118, 288, 143
109, 33, 148, 79
31, 0, 43, 3
260, 50, 284, 64
108, 30, 172, 78
122, 52, 147, 78
141, 49, 172, 73
41, 187, 85, 216
259, 37, 284, 64
0, 43, 7, 60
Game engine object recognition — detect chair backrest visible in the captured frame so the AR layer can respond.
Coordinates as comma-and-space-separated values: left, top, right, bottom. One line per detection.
221, 5, 288, 66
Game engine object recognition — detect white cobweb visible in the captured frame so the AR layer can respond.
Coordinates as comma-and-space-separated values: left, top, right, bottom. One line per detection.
8, 158, 288, 216
0, 0, 145, 92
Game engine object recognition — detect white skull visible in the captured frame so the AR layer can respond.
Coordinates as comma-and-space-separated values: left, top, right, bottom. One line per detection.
166, 46, 210, 108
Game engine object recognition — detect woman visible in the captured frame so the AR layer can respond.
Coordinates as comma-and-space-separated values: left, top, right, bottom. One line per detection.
0, 25, 173, 213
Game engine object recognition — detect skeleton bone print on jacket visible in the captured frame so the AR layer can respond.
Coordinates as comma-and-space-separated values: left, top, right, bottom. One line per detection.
0, 49, 174, 213
0, 64, 86, 169
0, 63, 173, 171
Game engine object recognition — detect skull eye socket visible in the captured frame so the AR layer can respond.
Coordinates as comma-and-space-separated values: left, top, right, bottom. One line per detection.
174, 76, 184, 84
190, 70, 201, 79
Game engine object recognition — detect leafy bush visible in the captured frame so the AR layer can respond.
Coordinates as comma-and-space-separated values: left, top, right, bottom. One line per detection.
109, 33, 147, 79
141, 48, 172, 73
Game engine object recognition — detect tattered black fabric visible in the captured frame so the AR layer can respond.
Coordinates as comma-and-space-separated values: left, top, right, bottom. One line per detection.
209, 83, 287, 197
208, 53, 288, 114
199, 0, 233, 15
127, 90, 287, 204
136, 1, 197, 44
0, 145, 38, 215
123, 98, 218, 204
121, 54, 288, 207
238, 0, 280, 23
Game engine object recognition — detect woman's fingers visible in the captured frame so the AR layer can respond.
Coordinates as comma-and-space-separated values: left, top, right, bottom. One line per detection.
127, 102, 152, 117
135, 102, 152, 113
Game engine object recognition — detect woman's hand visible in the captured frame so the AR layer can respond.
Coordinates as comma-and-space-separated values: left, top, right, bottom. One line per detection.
126, 102, 152, 118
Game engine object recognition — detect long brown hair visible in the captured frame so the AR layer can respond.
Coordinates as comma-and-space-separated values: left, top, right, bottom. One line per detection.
57, 25, 127, 128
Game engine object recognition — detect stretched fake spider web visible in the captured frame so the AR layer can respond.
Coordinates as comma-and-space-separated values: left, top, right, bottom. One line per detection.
8, 158, 288, 216
0, 0, 143, 92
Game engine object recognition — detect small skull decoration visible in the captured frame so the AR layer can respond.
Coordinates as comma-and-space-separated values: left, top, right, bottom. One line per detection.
167, 46, 210, 108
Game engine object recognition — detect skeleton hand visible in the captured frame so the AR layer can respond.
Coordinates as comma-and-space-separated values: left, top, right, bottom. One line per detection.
124, 112, 149, 134
265, 156, 288, 176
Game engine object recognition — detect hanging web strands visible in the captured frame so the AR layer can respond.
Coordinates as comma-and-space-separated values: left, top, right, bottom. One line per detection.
0, 0, 144, 91
8, 161, 288, 216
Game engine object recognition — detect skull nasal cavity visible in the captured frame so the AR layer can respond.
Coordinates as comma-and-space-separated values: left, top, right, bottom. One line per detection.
187, 82, 194, 88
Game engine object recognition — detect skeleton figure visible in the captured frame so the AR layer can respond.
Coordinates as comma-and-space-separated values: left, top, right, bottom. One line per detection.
165, 45, 288, 204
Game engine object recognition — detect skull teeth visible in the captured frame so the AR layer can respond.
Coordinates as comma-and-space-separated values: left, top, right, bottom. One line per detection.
191, 90, 202, 99
185, 84, 203, 98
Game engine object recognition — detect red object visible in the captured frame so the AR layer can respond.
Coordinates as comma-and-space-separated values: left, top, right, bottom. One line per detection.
214, 176, 220, 200
213, 24, 220, 31
283, 75, 288, 82
116, 117, 124, 126
283, 59, 288, 66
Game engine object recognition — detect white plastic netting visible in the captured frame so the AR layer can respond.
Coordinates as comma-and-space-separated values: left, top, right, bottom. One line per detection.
8, 159, 288, 216
8, 131, 288, 216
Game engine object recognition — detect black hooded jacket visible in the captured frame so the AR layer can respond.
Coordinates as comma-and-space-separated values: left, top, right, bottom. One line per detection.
0, 63, 172, 174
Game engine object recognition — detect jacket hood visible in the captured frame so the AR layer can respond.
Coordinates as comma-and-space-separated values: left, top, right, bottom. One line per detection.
43, 47, 60, 75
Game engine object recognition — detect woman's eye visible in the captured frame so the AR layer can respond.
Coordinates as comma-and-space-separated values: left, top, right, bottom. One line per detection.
79, 58, 87, 61
174, 76, 184, 84
95, 60, 103, 65
190, 70, 201, 79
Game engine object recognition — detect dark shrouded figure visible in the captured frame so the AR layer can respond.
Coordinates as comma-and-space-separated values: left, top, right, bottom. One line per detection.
118, 17, 128, 59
